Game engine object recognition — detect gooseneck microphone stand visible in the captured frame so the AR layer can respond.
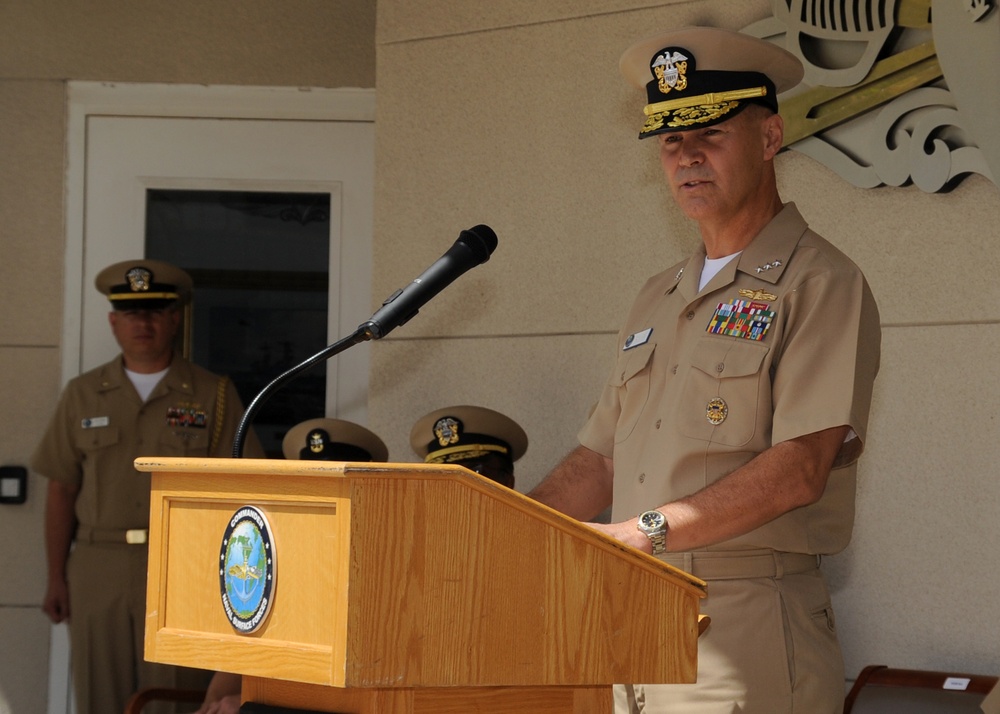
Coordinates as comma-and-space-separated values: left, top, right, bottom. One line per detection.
231, 325, 372, 458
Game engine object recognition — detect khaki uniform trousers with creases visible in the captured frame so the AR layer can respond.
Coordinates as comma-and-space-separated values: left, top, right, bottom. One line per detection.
67, 541, 211, 714
615, 551, 844, 714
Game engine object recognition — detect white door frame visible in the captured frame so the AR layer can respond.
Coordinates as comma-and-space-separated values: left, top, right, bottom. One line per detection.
63, 81, 376, 383
53, 81, 375, 714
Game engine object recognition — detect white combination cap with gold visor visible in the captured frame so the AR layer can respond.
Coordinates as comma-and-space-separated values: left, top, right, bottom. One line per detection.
619, 26, 804, 139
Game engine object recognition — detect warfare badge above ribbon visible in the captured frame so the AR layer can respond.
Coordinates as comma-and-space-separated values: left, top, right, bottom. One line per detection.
219, 505, 276, 634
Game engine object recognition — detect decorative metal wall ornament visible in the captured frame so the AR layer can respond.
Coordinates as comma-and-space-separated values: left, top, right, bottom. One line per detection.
744, 0, 999, 192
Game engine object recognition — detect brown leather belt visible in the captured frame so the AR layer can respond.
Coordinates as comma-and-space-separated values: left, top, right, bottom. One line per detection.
660, 549, 821, 580
76, 526, 149, 545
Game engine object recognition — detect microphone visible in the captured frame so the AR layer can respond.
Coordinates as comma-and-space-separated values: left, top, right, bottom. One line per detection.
361, 224, 498, 339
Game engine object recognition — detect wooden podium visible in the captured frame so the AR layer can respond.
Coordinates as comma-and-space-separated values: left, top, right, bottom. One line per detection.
136, 457, 706, 713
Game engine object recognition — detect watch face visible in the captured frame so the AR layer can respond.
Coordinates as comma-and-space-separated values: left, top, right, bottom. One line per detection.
640, 510, 665, 530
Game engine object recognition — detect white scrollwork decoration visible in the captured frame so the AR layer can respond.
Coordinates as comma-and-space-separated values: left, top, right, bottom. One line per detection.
746, 0, 1000, 193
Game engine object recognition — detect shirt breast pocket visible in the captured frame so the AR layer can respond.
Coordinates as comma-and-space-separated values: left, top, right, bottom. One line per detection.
610, 342, 655, 445
679, 336, 769, 446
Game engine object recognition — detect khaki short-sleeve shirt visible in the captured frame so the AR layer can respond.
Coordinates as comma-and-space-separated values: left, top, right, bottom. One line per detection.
32, 356, 259, 530
579, 204, 881, 555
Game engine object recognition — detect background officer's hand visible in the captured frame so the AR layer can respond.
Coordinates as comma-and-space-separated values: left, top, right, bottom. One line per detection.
43, 577, 70, 623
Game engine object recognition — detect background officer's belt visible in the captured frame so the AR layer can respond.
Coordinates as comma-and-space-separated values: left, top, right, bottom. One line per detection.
660, 549, 820, 580
76, 526, 148, 545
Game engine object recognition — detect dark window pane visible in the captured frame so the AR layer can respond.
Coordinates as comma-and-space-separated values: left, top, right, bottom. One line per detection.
145, 189, 331, 458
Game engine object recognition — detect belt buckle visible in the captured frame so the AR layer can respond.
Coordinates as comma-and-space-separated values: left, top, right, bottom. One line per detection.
125, 529, 148, 545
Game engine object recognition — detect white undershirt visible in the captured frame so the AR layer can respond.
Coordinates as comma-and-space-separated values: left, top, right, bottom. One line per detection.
126, 367, 168, 402
699, 251, 742, 292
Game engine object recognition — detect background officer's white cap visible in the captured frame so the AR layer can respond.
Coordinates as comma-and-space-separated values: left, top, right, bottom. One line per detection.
282, 418, 389, 462
95, 258, 193, 310
410, 405, 528, 465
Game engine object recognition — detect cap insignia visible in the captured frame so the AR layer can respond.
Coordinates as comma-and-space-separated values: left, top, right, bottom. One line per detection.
125, 267, 153, 293
652, 50, 689, 94
706, 397, 728, 425
308, 429, 326, 454
433, 417, 462, 447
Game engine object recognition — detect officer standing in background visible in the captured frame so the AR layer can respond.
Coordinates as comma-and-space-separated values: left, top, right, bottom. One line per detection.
528, 27, 881, 713
410, 405, 527, 489
33, 259, 264, 714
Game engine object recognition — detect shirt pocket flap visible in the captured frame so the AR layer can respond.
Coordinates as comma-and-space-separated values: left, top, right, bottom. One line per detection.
610, 342, 656, 387
609, 343, 656, 445
73, 424, 120, 451
689, 337, 768, 379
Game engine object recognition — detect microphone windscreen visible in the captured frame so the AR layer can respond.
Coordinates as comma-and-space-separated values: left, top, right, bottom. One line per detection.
461, 224, 498, 262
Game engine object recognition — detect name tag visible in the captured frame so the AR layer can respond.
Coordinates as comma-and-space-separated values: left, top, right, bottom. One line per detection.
81, 416, 110, 429
623, 328, 652, 350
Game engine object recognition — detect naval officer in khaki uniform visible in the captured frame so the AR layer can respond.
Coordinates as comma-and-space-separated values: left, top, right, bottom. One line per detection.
33, 259, 264, 714
528, 27, 881, 713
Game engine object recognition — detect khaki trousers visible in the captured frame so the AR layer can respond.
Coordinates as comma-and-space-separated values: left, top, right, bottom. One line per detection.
615, 552, 844, 714
67, 542, 210, 714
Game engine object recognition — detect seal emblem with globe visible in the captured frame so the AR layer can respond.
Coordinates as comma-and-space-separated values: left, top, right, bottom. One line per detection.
219, 505, 276, 634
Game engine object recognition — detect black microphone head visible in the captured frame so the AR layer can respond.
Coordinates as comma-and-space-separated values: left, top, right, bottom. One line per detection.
459, 224, 498, 263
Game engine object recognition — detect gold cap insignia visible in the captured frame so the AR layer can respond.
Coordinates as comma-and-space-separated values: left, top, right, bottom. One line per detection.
652, 50, 689, 94
433, 417, 462, 447
125, 267, 153, 293
706, 397, 728, 426
308, 429, 326, 454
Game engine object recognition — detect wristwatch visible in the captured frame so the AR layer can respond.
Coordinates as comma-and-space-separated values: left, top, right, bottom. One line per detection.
637, 510, 668, 555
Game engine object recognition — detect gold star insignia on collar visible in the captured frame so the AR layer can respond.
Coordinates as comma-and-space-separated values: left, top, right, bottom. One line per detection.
738, 288, 777, 301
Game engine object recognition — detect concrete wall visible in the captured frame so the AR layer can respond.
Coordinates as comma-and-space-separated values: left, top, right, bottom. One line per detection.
0, 3, 374, 712
370, 0, 1000, 689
